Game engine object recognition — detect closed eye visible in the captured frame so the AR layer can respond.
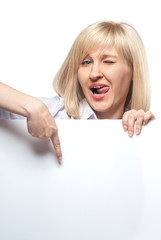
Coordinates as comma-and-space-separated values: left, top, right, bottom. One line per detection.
104, 61, 115, 64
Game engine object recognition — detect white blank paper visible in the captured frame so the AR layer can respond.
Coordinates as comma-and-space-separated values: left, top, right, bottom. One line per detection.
0, 120, 161, 240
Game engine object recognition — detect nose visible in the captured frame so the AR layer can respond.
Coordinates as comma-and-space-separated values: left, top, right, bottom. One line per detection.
89, 63, 103, 81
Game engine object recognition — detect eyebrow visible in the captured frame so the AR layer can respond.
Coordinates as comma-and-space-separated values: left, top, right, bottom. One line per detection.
101, 54, 117, 59
84, 54, 118, 59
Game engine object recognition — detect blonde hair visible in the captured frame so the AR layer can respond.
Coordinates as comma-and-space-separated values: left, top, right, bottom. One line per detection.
53, 21, 151, 119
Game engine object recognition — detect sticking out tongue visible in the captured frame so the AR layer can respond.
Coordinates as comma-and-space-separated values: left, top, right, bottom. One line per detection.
97, 87, 109, 94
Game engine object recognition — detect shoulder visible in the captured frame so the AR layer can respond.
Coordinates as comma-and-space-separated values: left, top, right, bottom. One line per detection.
40, 96, 97, 119
39, 96, 70, 119
39, 96, 64, 110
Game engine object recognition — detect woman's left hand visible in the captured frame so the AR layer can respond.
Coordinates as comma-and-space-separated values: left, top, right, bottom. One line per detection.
122, 109, 155, 137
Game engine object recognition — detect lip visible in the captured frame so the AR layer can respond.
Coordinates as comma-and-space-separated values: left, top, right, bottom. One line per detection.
89, 83, 110, 100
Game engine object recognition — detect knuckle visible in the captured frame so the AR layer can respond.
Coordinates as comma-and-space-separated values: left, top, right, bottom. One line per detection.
138, 109, 144, 113
28, 129, 36, 137
39, 134, 46, 139
124, 110, 132, 116
38, 131, 51, 139
30, 132, 35, 137
144, 115, 149, 121
122, 113, 128, 123
146, 111, 154, 118
54, 141, 60, 149
129, 110, 137, 117
46, 129, 52, 138
137, 113, 144, 120
44, 134, 50, 139
143, 111, 155, 122
128, 113, 136, 121
128, 114, 134, 119
128, 126, 134, 131
137, 109, 145, 117
52, 125, 58, 134
129, 109, 136, 114
123, 111, 128, 118
146, 110, 151, 115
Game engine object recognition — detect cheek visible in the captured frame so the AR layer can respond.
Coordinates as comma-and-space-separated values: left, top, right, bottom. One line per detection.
112, 71, 132, 95
77, 69, 87, 88
77, 69, 83, 85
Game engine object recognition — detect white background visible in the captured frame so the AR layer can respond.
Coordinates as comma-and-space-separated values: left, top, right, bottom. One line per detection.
0, 0, 160, 117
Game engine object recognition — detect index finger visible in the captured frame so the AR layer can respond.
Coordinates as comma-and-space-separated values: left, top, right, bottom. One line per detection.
50, 132, 62, 164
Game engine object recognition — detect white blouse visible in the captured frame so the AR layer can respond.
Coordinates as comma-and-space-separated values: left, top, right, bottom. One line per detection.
0, 96, 97, 120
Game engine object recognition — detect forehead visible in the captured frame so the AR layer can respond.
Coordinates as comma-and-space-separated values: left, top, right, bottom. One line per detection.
86, 46, 119, 59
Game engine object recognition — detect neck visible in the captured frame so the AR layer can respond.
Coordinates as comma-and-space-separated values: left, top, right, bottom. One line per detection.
94, 106, 125, 119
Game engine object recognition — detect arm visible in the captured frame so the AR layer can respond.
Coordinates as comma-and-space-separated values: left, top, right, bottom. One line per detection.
122, 109, 155, 137
0, 82, 62, 163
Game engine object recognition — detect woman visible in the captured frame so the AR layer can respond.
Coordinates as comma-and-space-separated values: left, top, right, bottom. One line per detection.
0, 21, 154, 163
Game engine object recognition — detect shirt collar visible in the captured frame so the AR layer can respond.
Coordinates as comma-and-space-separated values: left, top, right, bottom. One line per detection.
79, 99, 97, 120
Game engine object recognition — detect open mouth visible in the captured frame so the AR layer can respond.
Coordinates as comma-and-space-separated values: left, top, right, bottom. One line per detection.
90, 85, 109, 95
89, 84, 110, 100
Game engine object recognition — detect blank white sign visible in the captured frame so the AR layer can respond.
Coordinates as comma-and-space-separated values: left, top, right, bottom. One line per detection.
0, 120, 161, 240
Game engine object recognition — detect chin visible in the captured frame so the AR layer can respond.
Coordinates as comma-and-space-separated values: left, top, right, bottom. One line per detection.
92, 103, 111, 112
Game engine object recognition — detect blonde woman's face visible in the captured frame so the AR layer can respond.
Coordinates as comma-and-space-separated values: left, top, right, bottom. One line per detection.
78, 46, 132, 119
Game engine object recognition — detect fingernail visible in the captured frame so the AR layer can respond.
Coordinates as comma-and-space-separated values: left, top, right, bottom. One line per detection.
128, 131, 133, 137
135, 128, 140, 135
58, 156, 62, 165
123, 125, 128, 131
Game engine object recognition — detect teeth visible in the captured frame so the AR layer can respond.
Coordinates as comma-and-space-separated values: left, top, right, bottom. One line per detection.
93, 86, 103, 89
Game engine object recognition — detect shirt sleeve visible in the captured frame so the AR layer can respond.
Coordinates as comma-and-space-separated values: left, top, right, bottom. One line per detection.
0, 96, 66, 120
0, 110, 25, 119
